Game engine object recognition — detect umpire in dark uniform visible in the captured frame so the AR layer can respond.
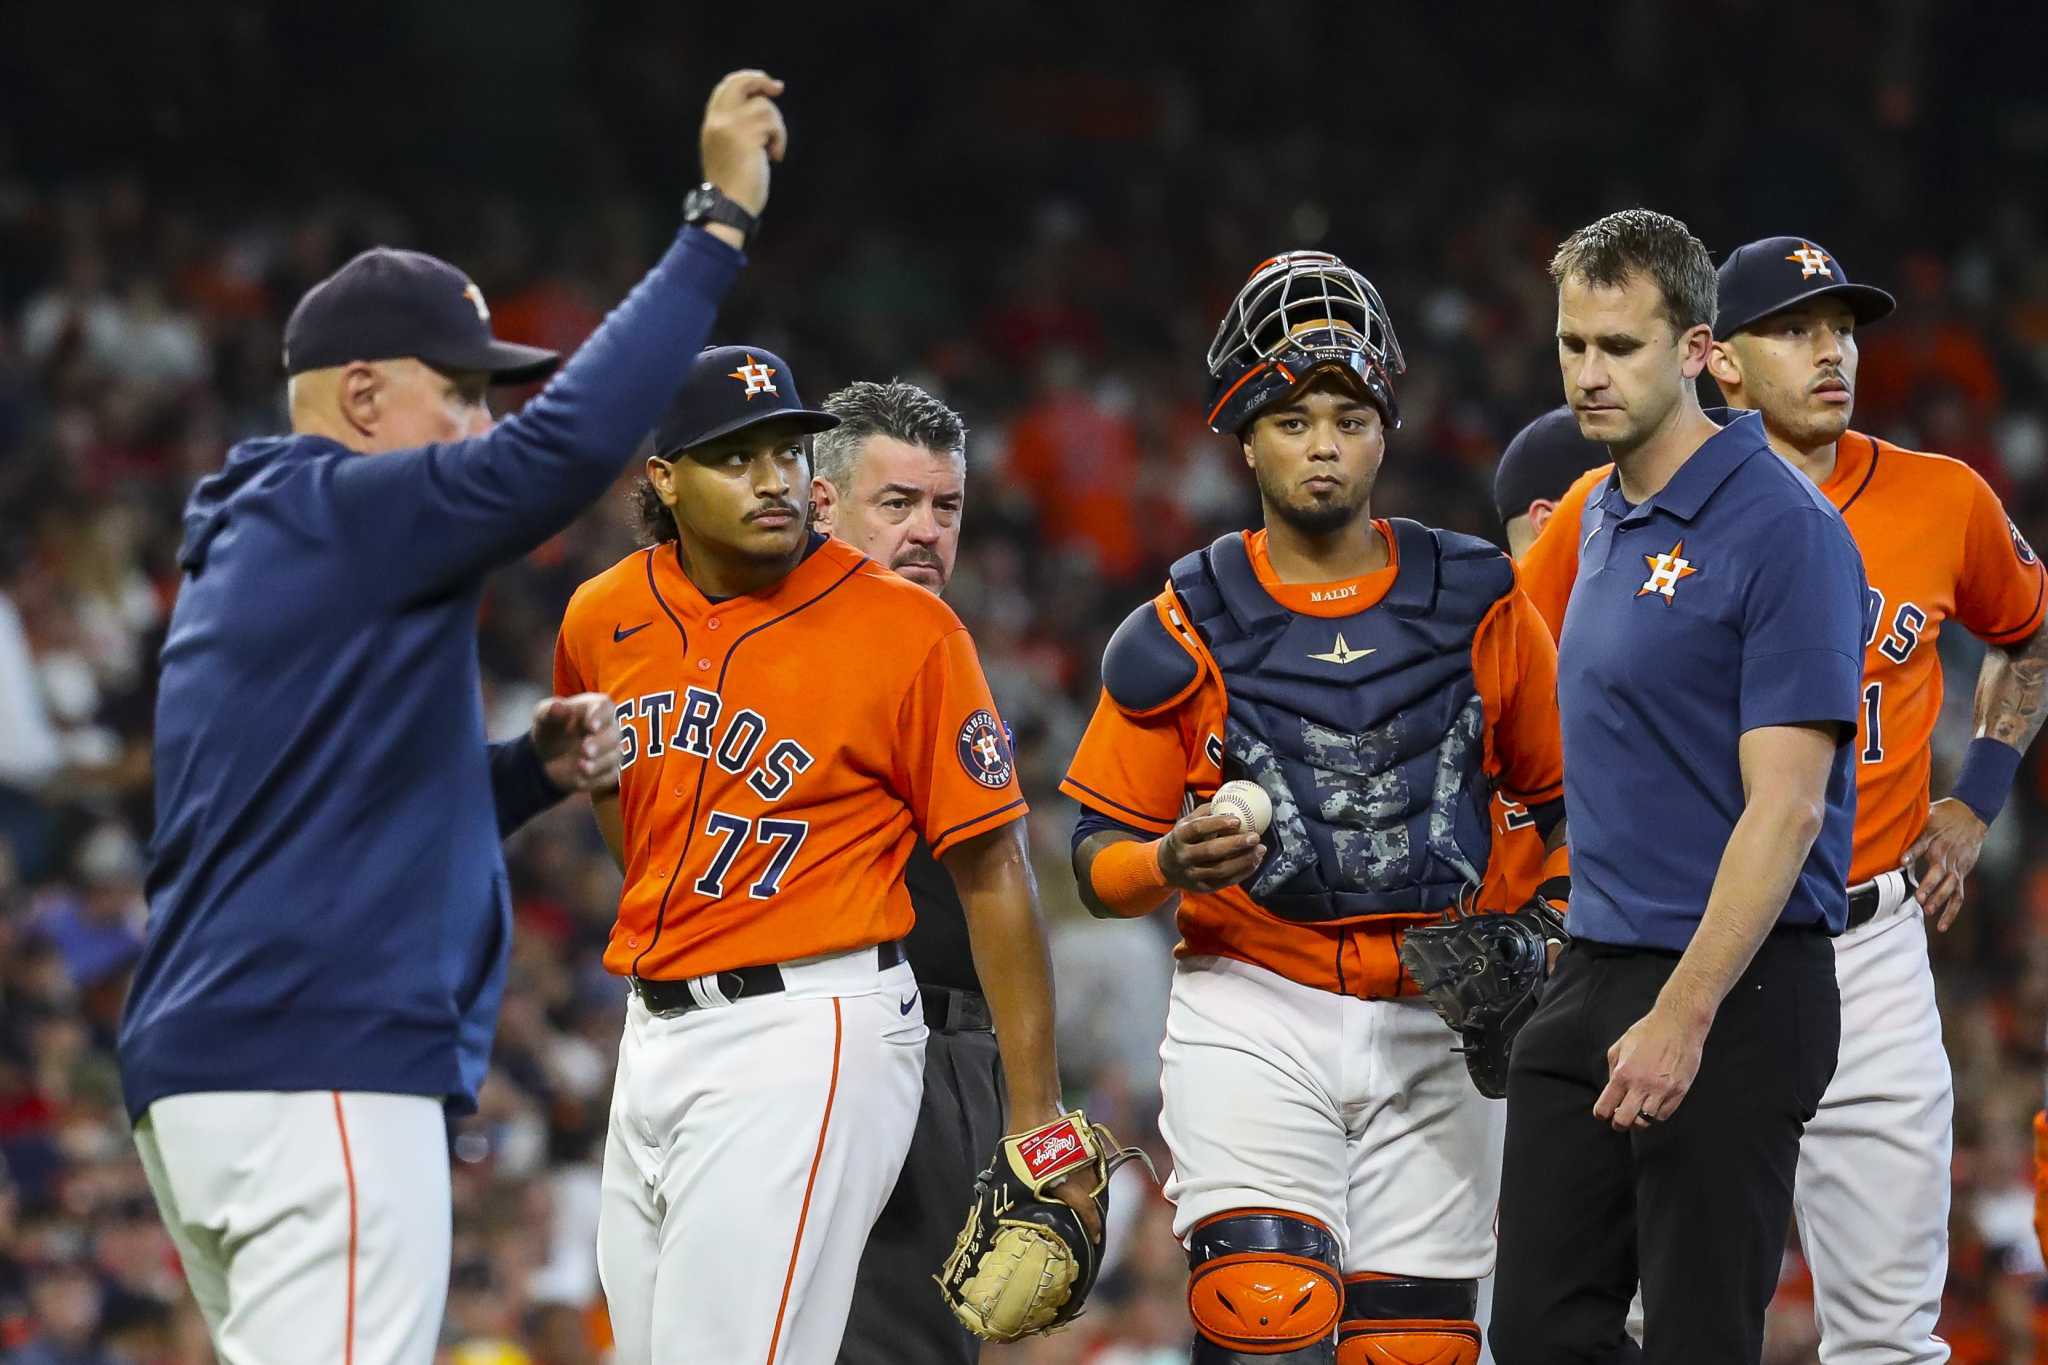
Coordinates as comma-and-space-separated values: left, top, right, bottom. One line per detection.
1490, 211, 1865, 1364
808, 380, 1004, 1364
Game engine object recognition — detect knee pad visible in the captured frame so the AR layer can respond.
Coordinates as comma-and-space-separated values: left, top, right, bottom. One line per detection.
1334, 1273, 1480, 1365
1186, 1209, 1343, 1357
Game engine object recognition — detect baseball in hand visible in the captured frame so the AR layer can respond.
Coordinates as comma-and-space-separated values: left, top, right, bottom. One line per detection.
1210, 780, 1273, 836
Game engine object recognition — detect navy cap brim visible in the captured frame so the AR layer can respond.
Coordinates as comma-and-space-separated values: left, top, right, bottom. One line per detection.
421, 338, 562, 385
1719, 281, 1896, 340
656, 407, 841, 457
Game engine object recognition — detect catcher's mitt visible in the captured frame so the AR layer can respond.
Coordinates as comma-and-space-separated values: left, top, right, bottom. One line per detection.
1399, 891, 1568, 1099
935, 1110, 1154, 1342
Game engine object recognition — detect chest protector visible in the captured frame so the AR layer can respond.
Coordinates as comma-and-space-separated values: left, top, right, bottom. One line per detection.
1168, 521, 1512, 922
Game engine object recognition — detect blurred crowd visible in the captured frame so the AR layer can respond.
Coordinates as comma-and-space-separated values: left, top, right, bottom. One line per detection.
5, 4, 2048, 1362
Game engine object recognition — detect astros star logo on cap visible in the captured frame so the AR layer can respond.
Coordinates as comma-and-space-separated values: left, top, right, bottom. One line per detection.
729, 354, 778, 398
1637, 541, 1700, 603
1785, 243, 1833, 279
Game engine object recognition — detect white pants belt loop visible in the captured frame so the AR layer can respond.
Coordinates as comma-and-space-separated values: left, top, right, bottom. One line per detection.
1847, 866, 1915, 933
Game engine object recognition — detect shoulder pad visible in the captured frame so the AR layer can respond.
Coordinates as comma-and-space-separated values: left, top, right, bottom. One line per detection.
1101, 598, 1201, 716
1434, 528, 1516, 604
1433, 526, 1511, 567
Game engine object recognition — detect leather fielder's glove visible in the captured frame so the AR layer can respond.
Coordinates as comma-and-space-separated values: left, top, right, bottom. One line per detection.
935, 1110, 1154, 1342
1399, 891, 1569, 1099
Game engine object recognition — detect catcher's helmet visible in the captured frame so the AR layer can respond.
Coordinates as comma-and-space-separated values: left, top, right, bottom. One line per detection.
1204, 250, 1405, 435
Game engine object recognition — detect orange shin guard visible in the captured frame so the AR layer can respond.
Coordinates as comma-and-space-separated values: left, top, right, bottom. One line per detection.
1187, 1210, 1343, 1354
1336, 1273, 1480, 1365
1334, 1321, 1481, 1365
1189, 1254, 1343, 1353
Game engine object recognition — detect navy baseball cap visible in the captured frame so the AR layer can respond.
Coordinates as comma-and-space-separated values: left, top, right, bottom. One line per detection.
1494, 406, 1608, 530
1716, 236, 1896, 340
283, 247, 560, 382
652, 345, 840, 456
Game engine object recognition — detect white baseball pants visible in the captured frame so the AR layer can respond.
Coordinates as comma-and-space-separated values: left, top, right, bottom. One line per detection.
1794, 877, 1952, 1364
597, 947, 926, 1365
1158, 953, 1497, 1278
133, 1089, 450, 1365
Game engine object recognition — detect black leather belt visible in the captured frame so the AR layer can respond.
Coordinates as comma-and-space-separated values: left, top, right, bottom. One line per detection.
1845, 881, 1881, 928
923, 986, 993, 1033
632, 941, 905, 1017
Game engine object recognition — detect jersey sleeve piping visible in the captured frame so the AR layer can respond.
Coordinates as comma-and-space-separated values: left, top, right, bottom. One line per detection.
1057, 777, 1179, 834
927, 797, 1029, 859
1976, 572, 2047, 646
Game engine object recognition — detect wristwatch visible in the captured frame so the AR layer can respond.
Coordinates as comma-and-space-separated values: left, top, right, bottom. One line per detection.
682, 183, 758, 246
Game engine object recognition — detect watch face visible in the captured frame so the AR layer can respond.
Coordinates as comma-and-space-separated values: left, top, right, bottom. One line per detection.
684, 186, 716, 218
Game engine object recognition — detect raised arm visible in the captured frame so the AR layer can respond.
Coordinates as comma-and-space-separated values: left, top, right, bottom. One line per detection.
330, 72, 786, 596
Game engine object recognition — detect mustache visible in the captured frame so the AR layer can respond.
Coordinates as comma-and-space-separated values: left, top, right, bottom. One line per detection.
893, 550, 945, 570
747, 501, 801, 521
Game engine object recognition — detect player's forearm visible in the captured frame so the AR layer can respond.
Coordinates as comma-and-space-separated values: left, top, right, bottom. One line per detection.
1976, 624, 2048, 754
1660, 794, 1822, 1025
496, 227, 741, 473
1073, 831, 1175, 920
946, 823, 1066, 1124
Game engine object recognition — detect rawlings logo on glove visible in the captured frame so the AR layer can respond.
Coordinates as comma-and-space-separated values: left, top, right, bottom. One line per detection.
935, 1110, 1153, 1342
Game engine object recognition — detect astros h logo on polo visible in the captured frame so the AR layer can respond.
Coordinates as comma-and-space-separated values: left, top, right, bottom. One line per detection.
1637, 541, 1699, 604
729, 354, 778, 398
1785, 243, 1832, 279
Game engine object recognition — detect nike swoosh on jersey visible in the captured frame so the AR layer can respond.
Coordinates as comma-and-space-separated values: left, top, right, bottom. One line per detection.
613, 622, 652, 643
900, 993, 917, 1015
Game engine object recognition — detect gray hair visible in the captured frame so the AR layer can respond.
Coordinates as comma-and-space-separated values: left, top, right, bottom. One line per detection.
813, 380, 967, 489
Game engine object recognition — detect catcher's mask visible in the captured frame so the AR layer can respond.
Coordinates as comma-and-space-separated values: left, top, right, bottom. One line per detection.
1204, 250, 1406, 436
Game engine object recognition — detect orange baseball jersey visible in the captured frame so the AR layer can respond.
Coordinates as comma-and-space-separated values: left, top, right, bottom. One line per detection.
1490, 791, 1549, 907
1060, 522, 1564, 997
553, 535, 1026, 981
1520, 432, 2046, 883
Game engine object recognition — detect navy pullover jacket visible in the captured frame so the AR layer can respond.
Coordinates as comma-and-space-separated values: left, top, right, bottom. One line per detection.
118, 227, 742, 1121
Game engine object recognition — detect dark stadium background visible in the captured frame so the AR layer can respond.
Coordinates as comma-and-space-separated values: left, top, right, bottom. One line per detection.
3, 3, 2047, 1360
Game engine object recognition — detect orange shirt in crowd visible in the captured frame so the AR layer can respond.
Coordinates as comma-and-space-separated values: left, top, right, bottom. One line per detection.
1005, 387, 1146, 579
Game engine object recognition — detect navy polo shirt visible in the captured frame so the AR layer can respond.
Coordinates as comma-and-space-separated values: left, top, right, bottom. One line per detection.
1558, 410, 1865, 951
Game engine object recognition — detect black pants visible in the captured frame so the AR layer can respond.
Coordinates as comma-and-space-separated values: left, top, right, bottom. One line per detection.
1491, 930, 1839, 1364
838, 1012, 1004, 1365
